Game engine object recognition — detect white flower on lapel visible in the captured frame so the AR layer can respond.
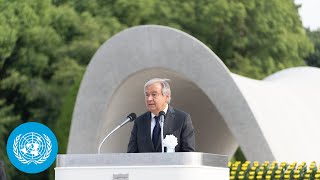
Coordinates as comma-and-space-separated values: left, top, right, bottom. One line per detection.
163, 134, 178, 152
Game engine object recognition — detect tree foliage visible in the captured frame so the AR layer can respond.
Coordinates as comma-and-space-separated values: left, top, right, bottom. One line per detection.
305, 29, 320, 67
0, 0, 107, 179
0, 99, 20, 179
0, 0, 314, 179
61, 0, 312, 78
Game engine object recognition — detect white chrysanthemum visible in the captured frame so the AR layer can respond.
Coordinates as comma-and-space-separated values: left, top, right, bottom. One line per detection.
163, 134, 178, 149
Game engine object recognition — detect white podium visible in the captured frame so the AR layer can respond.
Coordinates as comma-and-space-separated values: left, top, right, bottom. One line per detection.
55, 152, 229, 180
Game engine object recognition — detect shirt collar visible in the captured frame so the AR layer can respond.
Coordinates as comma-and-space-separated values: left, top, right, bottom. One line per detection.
151, 104, 169, 118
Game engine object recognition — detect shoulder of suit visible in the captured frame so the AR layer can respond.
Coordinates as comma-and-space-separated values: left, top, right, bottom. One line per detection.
135, 111, 150, 122
171, 107, 190, 118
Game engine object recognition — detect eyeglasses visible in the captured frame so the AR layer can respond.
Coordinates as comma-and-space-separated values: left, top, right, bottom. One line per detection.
145, 92, 161, 98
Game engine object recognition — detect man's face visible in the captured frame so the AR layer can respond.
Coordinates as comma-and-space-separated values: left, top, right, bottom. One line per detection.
145, 82, 169, 115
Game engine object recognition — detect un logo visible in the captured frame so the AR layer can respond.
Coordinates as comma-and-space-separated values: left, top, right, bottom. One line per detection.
6, 122, 58, 174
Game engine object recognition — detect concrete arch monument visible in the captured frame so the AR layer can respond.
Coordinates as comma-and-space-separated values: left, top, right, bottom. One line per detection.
68, 25, 320, 162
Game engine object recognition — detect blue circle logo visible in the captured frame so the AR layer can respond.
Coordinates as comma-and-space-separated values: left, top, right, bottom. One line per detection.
6, 122, 58, 174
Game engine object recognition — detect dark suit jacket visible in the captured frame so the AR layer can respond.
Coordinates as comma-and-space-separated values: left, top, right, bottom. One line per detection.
127, 106, 195, 152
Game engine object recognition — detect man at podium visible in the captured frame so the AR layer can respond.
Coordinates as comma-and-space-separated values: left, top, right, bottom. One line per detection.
128, 78, 195, 153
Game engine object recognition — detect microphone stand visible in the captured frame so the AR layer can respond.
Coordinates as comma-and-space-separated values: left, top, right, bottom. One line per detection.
98, 113, 136, 154
98, 126, 121, 154
160, 116, 164, 153
159, 111, 166, 153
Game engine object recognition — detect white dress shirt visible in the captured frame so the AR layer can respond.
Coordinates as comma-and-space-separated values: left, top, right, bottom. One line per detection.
150, 104, 168, 138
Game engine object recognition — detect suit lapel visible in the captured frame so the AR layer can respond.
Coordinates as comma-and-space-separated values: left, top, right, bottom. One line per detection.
155, 106, 175, 151
164, 106, 175, 136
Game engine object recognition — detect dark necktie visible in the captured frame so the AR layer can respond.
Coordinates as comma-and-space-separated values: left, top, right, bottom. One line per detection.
152, 116, 161, 148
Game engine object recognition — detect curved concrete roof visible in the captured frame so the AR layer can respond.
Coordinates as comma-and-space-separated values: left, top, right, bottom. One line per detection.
68, 25, 320, 161
232, 67, 320, 162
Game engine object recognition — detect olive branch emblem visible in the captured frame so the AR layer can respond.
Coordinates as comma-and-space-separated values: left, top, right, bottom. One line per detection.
13, 133, 52, 165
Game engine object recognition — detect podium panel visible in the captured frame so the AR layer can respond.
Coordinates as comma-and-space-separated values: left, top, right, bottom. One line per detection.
55, 152, 229, 180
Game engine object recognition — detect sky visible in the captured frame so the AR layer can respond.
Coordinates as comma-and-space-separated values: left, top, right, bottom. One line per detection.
295, 0, 320, 30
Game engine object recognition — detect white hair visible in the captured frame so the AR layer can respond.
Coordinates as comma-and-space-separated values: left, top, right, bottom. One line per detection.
144, 78, 171, 104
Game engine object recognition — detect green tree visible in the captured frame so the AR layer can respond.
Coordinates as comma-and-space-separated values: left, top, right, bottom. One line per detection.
63, 0, 313, 79
0, 0, 112, 179
145, 0, 312, 78
0, 99, 20, 180
0, 0, 314, 179
305, 29, 320, 67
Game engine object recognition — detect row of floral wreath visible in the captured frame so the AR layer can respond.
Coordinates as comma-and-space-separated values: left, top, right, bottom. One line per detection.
229, 161, 320, 180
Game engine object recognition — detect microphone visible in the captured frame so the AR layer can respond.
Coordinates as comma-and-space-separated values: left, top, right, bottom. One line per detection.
98, 113, 137, 154
159, 111, 166, 153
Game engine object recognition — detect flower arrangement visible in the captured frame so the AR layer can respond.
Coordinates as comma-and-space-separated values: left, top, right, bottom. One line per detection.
163, 134, 178, 153
228, 161, 320, 180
